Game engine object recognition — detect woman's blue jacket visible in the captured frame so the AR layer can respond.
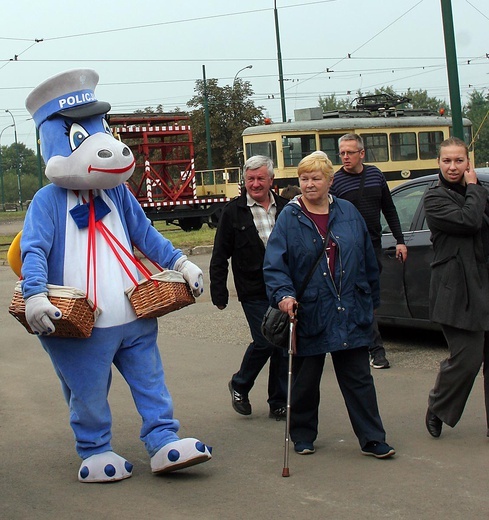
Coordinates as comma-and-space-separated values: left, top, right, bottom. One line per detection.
263, 196, 380, 356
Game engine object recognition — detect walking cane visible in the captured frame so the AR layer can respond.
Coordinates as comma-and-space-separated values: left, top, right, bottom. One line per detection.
282, 307, 297, 477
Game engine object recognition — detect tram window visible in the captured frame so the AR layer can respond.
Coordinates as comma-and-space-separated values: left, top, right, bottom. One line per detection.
361, 133, 388, 162
245, 141, 277, 165
419, 131, 443, 159
282, 134, 315, 167
390, 132, 417, 161
319, 134, 343, 165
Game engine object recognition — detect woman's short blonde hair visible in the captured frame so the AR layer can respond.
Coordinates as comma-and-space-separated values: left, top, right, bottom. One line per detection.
297, 151, 334, 181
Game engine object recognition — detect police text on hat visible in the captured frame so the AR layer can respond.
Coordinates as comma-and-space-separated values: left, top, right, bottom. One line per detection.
26, 69, 110, 127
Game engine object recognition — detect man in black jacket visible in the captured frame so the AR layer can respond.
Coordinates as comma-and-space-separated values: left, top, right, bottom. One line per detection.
210, 155, 289, 420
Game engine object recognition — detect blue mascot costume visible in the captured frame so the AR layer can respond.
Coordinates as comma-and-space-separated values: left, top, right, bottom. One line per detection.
21, 69, 212, 483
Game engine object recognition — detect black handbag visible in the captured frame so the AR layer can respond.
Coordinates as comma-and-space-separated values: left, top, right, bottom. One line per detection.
261, 231, 330, 348
261, 305, 290, 349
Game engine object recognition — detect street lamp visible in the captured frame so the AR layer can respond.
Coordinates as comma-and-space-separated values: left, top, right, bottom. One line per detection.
5, 109, 23, 209
232, 65, 252, 167
0, 123, 14, 208
233, 65, 253, 86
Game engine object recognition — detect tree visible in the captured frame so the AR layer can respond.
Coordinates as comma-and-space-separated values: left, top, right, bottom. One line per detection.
464, 89, 489, 167
318, 93, 351, 112
135, 104, 165, 114
187, 78, 265, 170
0, 142, 45, 205
403, 88, 448, 114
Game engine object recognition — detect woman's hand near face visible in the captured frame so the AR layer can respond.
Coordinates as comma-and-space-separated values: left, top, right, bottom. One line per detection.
464, 163, 477, 185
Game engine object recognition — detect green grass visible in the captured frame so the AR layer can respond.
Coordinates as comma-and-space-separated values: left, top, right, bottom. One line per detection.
0, 209, 26, 222
152, 222, 216, 250
0, 216, 216, 261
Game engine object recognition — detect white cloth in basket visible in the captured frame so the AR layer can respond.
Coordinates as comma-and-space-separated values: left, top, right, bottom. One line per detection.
124, 270, 187, 299
15, 280, 101, 320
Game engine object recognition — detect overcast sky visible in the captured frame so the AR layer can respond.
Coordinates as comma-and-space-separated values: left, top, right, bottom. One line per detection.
0, 0, 487, 150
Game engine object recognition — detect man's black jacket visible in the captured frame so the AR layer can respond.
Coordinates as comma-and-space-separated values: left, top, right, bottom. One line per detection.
210, 190, 288, 306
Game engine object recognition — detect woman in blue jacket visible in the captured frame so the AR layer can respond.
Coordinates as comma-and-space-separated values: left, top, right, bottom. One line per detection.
263, 151, 395, 458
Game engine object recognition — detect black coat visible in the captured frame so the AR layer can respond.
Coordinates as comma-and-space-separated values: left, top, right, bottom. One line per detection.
209, 190, 288, 306
424, 182, 489, 331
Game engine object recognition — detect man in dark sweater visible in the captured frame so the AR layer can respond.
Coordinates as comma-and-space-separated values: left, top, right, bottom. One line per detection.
331, 133, 408, 369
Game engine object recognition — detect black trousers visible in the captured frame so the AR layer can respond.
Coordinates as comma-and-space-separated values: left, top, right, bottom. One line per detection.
370, 247, 386, 357
429, 325, 489, 428
289, 346, 386, 448
231, 299, 288, 409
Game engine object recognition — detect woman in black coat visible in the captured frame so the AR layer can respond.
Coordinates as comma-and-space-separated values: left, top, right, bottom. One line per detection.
424, 137, 489, 438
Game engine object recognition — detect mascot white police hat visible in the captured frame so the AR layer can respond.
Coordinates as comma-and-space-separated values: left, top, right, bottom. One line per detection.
26, 68, 111, 127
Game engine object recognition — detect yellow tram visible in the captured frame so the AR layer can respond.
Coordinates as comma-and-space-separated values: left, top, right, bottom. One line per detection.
242, 100, 474, 189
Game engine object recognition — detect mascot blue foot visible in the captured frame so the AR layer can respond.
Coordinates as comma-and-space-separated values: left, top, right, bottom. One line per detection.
78, 452, 134, 483
150, 438, 212, 474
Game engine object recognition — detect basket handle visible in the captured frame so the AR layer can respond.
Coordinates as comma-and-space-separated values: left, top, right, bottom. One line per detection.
95, 220, 151, 285
87, 192, 98, 310
84, 190, 161, 290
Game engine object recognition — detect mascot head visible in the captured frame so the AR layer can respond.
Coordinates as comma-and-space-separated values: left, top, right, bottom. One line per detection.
26, 69, 135, 190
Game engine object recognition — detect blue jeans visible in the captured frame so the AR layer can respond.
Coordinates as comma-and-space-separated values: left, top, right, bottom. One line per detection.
231, 299, 288, 410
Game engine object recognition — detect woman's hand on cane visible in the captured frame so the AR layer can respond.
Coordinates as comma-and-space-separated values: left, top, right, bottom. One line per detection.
279, 296, 297, 317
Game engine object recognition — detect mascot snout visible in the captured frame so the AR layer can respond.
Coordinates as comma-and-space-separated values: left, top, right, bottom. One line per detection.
46, 132, 136, 190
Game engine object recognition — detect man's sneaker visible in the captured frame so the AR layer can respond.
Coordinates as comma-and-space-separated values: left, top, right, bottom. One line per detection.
361, 441, 395, 459
370, 353, 390, 369
228, 381, 251, 415
294, 442, 315, 455
269, 407, 287, 421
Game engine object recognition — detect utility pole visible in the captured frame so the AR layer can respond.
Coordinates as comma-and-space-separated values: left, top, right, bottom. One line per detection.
0, 124, 14, 208
202, 65, 213, 170
274, 0, 287, 122
36, 126, 43, 189
5, 109, 23, 209
440, 0, 464, 139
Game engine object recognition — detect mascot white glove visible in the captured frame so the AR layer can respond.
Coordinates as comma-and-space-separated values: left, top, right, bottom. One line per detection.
25, 293, 62, 335
173, 255, 204, 297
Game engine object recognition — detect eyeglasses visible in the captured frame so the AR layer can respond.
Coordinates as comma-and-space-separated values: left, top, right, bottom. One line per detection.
339, 150, 362, 157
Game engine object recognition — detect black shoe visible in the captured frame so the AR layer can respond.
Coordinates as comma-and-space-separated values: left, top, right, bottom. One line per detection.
425, 408, 443, 438
361, 441, 396, 459
269, 406, 287, 421
294, 441, 315, 455
370, 353, 390, 369
228, 381, 251, 415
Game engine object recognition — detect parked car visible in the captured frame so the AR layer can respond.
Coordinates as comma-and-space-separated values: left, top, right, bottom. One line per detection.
377, 169, 489, 330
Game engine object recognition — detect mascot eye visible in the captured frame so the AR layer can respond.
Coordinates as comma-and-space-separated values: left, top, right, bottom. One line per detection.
69, 123, 89, 151
103, 118, 112, 135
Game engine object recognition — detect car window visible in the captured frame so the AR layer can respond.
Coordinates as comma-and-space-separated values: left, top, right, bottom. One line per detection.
381, 183, 429, 234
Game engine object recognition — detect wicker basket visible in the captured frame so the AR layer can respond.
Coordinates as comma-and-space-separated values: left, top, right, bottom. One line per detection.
126, 270, 195, 319
9, 283, 98, 338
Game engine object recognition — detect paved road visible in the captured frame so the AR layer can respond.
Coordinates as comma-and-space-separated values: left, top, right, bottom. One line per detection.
1, 251, 488, 520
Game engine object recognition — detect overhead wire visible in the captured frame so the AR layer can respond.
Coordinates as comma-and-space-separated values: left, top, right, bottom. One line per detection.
285, 0, 426, 91
0, 0, 486, 119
